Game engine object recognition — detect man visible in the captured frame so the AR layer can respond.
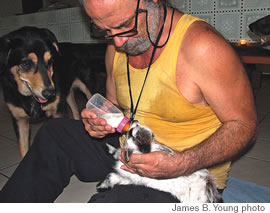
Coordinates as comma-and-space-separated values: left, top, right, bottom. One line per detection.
0, 0, 257, 202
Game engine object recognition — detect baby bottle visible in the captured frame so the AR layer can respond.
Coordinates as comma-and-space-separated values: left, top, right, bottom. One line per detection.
86, 93, 130, 133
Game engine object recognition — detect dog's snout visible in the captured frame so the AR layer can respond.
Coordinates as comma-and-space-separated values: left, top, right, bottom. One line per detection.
42, 88, 55, 98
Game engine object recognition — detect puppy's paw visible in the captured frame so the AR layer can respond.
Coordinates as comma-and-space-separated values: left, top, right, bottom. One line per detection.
106, 143, 121, 160
152, 144, 174, 155
106, 143, 117, 154
96, 180, 112, 192
160, 145, 174, 155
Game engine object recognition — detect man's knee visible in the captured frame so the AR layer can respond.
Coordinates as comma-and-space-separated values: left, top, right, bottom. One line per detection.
42, 118, 77, 132
30, 118, 77, 152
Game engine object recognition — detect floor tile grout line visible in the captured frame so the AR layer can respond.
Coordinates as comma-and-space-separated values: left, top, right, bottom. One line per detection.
243, 155, 270, 163
0, 172, 10, 179
0, 162, 20, 173
255, 83, 270, 97
0, 135, 17, 143
256, 137, 270, 141
258, 111, 270, 124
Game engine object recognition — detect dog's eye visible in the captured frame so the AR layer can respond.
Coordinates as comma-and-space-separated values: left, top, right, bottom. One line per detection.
21, 60, 33, 69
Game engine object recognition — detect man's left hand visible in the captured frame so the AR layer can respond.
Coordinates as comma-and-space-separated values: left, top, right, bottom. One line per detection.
119, 149, 184, 179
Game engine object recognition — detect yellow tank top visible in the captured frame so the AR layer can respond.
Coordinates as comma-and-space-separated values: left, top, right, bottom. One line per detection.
112, 14, 230, 189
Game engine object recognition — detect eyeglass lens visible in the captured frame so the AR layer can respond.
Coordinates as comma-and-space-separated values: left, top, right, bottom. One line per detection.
89, 0, 143, 39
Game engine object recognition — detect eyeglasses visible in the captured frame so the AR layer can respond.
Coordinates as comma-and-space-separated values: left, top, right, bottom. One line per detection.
89, 0, 147, 39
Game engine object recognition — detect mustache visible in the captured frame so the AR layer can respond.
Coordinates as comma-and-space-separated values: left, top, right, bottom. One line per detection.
116, 37, 150, 56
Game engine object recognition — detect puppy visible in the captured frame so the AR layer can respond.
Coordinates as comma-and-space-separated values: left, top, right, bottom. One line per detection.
249, 15, 270, 50
97, 121, 220, 203
0, 27, 94, 157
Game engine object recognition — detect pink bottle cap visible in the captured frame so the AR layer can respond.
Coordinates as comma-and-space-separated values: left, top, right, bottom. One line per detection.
116, 117, 130, 133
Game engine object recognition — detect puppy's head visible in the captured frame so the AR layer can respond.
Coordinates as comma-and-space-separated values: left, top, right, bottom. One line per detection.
124, 120, 154, 161
249, 15, 270, 50
0, 26, 59, 103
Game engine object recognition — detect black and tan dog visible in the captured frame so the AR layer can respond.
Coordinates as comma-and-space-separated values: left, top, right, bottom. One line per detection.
0, 27, 105, 157
249, 14, 270, 50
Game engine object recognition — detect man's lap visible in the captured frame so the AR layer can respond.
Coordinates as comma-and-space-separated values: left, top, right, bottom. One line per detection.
89, 185, 180, 203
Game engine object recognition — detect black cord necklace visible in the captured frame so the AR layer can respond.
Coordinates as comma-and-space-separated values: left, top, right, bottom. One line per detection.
126, 5, 175, 121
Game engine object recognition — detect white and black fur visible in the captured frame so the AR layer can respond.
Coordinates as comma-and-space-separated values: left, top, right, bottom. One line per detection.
97, 120, 221, 203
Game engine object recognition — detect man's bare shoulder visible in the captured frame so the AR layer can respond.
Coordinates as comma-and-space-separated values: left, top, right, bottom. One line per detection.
181, 21, 232, 60
176, 20, 244, 105
179, 20, 240, 76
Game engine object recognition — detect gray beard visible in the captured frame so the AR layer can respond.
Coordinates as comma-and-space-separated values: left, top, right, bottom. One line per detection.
117, 6, 161, 56
118, 36, 152, 56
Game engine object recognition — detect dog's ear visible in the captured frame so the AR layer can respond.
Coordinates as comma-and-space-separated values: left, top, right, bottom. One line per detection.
0, 33, 24, 75
0, 35, 11, 75
40, 28, 59, 53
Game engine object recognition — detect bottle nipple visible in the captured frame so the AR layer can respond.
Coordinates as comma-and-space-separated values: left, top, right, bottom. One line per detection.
116, 117, 130, 133
122, 121, 130, 133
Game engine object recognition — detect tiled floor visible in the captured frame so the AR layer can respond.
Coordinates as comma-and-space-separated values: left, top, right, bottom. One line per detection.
0, 75, 270, 203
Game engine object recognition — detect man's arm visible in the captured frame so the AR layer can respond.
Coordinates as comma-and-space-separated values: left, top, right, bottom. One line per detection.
172, 22, 257, 175
121, 22, 257, 179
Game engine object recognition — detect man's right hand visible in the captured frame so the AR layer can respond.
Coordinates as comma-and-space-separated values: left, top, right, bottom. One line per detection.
81, 108, 116, 138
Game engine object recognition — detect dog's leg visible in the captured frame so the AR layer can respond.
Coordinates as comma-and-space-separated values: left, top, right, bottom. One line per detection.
66, 88, 80, 120
72, 78, 92, 100
7, 104, 30, 158
66, 79, 81, 120
67, 78, 92, 120
16, 118, 30, 158
41, 95, 61, 118
12, 117, 30, 158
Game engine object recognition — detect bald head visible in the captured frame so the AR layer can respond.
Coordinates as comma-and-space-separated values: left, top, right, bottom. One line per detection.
83, 0, 162, 55
84, 0, 134, 21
